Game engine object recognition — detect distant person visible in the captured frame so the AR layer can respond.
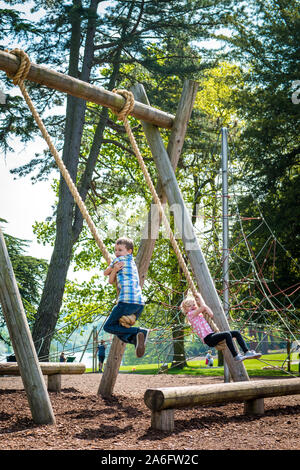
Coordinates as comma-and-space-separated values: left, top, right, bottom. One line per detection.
205, 350, 214, 367
96, 340, 106, 372
59, 352, 66, 363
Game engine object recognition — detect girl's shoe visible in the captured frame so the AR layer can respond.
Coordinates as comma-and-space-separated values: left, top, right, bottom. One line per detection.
234, 353, 244, 362
244, 350, 262, 359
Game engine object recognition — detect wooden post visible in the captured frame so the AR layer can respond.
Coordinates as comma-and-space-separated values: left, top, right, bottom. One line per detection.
151, 409, 174, 432
0, 49, 174, 129
135, 80, 199, 284
98, 335, 126, 397
98, 81, 198, 397
0, 229, 55, 424
244, 398, 265, 415
133, 84, 249, 383
287, 338, 291, 372
48, 374, 61, 393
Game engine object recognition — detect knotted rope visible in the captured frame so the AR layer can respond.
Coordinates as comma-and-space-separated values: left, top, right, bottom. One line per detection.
6, 49, 111, 265
112, 89, 226, 349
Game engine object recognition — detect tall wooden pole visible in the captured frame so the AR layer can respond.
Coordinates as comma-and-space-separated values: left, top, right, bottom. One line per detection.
98, 81, 198, 397
0, 229, 55, 424
133, 84, 249, 383
134, 80, 199, 284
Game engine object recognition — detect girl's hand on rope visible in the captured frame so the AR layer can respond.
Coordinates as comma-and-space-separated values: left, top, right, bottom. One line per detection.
193, 293, 214, 318
198, 304, 214, 318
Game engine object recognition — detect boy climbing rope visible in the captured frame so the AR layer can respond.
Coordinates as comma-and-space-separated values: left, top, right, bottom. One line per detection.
103, 237, 149, 358
180, 293, 261, 362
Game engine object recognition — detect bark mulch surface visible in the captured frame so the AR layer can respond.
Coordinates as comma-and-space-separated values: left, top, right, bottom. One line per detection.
0, 373, 299, 451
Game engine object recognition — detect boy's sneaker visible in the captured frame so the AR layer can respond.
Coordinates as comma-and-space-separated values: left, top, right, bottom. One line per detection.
244, 350, 262, 360
143, 328, 150, 346
135, 329, 150, 358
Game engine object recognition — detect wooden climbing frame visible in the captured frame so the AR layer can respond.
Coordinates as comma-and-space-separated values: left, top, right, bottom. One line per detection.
0, 49, 250, 401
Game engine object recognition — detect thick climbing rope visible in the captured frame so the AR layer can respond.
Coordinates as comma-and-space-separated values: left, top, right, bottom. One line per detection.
112, 89, 226, 349
6, 49, 111, 265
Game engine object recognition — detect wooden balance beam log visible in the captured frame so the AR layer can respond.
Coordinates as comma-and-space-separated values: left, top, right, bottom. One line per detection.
0, 362, 86, 392
144, 378, 300, 432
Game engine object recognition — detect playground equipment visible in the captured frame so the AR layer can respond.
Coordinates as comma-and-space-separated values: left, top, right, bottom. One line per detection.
0, 362, 85, 392
144, 378, 300, 432
0, 48, 250, 419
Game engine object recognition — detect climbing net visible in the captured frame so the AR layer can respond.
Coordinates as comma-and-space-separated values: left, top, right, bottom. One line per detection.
141, 130, 300, 373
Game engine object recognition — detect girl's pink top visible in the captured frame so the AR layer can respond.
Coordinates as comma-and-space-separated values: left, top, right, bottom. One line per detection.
187, 308, 213, 341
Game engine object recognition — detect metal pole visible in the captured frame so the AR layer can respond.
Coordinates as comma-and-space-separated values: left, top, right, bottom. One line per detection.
92, 326, 97, 373
222, 128, 230, 383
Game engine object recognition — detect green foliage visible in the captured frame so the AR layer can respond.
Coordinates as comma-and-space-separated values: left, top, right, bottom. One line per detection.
0, 220, 48, 344
220, 0, 300, 323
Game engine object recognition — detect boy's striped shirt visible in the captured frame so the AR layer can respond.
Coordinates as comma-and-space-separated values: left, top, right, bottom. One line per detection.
110, 254, 144, 305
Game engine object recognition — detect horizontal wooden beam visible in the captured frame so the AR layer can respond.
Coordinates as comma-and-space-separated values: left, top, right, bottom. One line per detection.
0, 362, 86, 375
144, 378, 300, 411
0, 49, 174, 129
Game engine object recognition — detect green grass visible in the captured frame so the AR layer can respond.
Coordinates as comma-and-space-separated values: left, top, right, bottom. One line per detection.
86, 353, 299, 377
86, 352, 299, 377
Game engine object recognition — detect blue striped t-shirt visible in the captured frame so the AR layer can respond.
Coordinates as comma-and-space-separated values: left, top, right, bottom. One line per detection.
110, 254, 144, 305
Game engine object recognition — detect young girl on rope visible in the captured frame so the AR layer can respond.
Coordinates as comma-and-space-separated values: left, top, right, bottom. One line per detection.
180, 293, 261, 362
103, 237, 149, 358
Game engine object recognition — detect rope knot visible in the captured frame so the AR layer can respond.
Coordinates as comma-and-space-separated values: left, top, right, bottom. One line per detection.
5, 49, 31, 86
112, 89, 135, 121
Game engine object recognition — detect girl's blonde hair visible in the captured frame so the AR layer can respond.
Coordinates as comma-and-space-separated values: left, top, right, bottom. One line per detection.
180, 297, 195, 313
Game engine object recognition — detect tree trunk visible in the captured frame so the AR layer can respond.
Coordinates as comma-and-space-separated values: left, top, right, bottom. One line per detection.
249, 328, 258, 351
32, 1, 135, 360
258, 328, 268, 354
171, 318, 187, 369
32, 0, 102, 359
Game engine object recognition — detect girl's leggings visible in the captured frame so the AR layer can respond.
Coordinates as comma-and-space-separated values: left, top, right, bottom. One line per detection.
204, 330, 249, 358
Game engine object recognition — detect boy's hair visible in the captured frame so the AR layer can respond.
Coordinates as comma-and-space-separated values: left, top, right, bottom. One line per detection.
180, 297, 194, 313
116, 237, 134, 252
